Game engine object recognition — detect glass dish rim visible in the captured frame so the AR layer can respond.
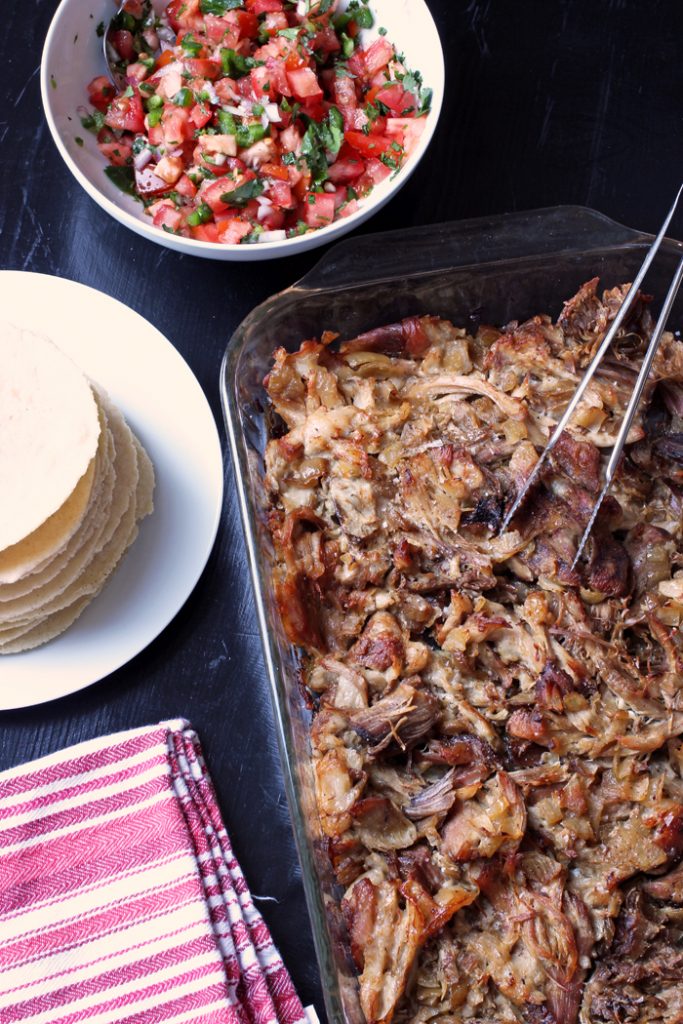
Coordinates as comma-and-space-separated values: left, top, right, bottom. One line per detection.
219, 204, 683, 1024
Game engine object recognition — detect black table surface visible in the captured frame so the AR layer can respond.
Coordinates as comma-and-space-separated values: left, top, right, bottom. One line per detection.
2, 0, 683, 1013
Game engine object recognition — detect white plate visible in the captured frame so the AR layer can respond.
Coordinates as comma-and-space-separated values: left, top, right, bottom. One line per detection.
0, 272, 224, 709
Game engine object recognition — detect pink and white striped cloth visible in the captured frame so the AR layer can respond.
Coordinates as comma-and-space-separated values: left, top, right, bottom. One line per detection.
0, 720, 308, 1024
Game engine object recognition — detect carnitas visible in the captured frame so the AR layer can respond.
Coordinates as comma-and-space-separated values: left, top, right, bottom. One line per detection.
264, 279, 683, 1024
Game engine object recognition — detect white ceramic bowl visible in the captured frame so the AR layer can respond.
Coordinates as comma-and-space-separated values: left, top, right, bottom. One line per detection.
41, 0, 444, 261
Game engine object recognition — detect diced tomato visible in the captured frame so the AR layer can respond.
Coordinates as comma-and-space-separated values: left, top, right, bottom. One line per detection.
375, 83, 417, 115
204, 14, 239, 45
327, 154, 364, 183
368, 114, 387, 135
235, 10, 259, 37
245, 0, 283, 12
292, 165, 311, 199
189, 103, 212, 129
265, 179, 293, 207
97, 140, 133, 166
339, 197, 359, 218
146, 122, 164, 146
333, 76, 357, 109
87, 75, 116, 112
154, 49, 176, 71
302, 192, 335, 228
362, 38, 394, 77
184, 58, 221, 79
152, 201, 183, 231
122, 0, 144, 17
346, 50, 366, 80
219, 218, 252, 244
215, 77, 238, 103
200, 178, 233, 213
251, 65, 274, 99
265, 58, 290, 96
263, 11, 288, 33
286, 163, 303, 188
303, 98, 327, 122
175, 173, 198, 198
237, 75, 257, 100
386, 115, 427, 155
125, 62, 149, 84
166, 0, 201, 31
161, 106, 191, 146
261, 161, 289, 181
310, 26, 340, 55
259, 206, 285, 230
341, 106, 368, 131
284, 47, 307, 71
287, 67, 322, 100
190, 223, 221, 242
105, 90, 145, 132
344, 130, 393, 157
364, 157, 391, 184
111, 29, 136, 61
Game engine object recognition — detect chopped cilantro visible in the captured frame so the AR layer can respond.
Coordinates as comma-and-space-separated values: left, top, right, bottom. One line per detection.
286, 219, 308, 238
104, 164, 137, 196
96, 20, 105, 36
221, 178, 265, 205
199, 0, 242, 11
301, 107, 344, 186
277, 28, 301, 40
74, 136, 84, 147
181, 33, 202, 56
418, 87, 433, 115
378, 25, 387, 36
50, 74, 57, 90
81, 110, 106, 133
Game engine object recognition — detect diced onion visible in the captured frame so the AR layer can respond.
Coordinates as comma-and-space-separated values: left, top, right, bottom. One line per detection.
203, 82, 220, 105
133, 147, 153, 171
257, 229, 287, 242
264, 103, 281, 123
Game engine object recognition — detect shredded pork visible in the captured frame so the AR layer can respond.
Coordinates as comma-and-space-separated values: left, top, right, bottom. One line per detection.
264, 280, 683, 1024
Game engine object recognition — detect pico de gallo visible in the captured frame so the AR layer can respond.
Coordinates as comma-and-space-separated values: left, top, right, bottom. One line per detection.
82, 0, 431, 244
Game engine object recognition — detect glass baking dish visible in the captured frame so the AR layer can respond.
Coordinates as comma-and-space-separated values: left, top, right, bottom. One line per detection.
219, 205, 683, 1024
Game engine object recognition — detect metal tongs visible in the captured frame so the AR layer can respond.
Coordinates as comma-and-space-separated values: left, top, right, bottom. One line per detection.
500, 184, 683, 568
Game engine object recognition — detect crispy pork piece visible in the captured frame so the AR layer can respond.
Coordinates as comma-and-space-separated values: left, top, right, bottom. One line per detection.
265, 281, 683, 1024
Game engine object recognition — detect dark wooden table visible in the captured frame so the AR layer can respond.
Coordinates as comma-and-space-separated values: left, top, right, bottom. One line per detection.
2, 0, 682, 1012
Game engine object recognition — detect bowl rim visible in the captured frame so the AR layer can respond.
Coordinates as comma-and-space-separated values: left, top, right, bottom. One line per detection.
40, 0, 445, 260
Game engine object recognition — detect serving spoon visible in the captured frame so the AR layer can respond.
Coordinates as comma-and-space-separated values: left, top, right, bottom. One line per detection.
103, 0, 165, 89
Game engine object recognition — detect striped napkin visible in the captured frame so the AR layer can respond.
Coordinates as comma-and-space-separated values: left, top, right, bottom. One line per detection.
0, 720, 307, 1024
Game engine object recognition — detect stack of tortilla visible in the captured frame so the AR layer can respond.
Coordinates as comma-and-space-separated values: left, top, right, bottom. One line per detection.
0, 322, 154, 654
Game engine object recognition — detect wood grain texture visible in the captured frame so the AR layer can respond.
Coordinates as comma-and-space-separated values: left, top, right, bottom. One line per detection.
2, 0, 683, 1014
